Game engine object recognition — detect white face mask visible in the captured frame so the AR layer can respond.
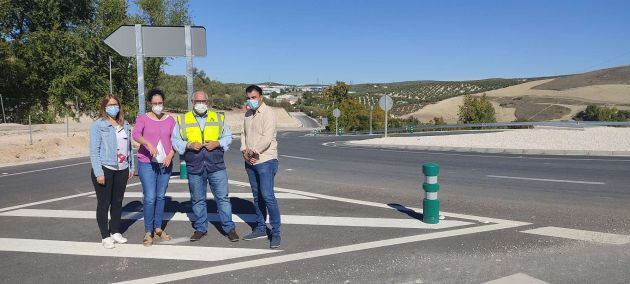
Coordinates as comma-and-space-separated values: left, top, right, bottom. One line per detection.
194, 103, 208, 115
151, 105, 164, 115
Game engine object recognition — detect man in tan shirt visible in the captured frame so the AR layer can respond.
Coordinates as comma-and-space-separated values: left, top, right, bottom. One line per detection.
240, 85, 282, 248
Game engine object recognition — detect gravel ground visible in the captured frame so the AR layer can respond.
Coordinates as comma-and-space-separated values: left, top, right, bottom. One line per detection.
349, 127, 630, 152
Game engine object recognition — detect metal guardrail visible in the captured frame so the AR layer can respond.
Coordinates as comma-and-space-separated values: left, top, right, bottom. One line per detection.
311, 121, 630, 136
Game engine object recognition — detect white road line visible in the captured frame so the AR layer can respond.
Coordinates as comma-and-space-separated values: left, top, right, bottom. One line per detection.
279, 155, 315, 161
0, 182, 141, 213
487, 175, 605, 185
521, 226, 630, 245
88, 192, 316, 200
483, 273, 549, 284
0, 178, 528, 227
326, 143, 630, 162
0, 161, 91, 178
0, 209, 473, 229
115, 222, 524, 284
0, 192, 94, 213
0, 238, 278, 262
158, 237, 191, 245
227, 180, 531, 226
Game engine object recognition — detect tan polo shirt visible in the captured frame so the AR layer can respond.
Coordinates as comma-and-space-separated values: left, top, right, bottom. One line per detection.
240, 103, 278, 164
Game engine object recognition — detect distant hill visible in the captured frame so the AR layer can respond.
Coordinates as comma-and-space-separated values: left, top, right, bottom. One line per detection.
402, 65, 630, 123
350, 77, 554, 116
533, 65, 630, 90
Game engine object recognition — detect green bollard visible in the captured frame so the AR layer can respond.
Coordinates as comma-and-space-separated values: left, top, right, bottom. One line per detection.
422, 163, 440, 224
179, 155, 188, 179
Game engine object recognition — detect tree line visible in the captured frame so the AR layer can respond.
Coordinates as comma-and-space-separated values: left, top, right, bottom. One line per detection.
1, 0, 190, 123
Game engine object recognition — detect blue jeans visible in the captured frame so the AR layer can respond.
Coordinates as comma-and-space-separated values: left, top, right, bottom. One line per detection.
187, 169, 235, 233
138, 162, 172, 233
245, 159, 281, 236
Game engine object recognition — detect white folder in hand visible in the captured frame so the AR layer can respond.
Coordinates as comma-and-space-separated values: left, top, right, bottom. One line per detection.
151, 140, 166, 163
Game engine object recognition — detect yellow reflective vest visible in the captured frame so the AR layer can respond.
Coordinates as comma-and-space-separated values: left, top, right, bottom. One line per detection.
176, 111, 225, 143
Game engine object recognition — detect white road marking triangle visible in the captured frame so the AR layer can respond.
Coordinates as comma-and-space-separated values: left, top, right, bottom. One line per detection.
483, 273, 549, 284
521, 226, 630, 245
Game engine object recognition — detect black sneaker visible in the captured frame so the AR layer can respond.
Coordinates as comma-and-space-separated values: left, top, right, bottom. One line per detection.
227, 229, 240, 242
242, 230, 267, 241
270, 234, 281, 249
190, 231, 207, 242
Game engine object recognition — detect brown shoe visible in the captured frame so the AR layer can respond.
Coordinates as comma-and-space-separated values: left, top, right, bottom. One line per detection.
142, 233, 153, 247
190, 231, 207, 242
227, 229, 239, 242
154, 229, 172, 241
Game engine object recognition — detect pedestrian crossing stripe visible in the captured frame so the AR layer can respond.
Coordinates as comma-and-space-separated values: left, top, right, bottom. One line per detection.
0, 208, 473, 229
0, 238, 279, 262
87, 192, 316, 200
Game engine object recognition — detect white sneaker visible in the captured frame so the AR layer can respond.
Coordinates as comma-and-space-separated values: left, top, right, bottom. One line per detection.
102, 237, 115, 249
111, 233, 127, 244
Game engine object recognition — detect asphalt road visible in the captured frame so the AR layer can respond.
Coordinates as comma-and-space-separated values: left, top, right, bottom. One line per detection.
1, 131, 629, 283
289, 112, 321, 129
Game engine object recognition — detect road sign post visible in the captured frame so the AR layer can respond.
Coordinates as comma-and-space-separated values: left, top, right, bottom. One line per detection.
0, 93, 6, 123
422, 163, 440, 224
333, 108, 341, 136
379, 95, 393, 138
134, 24, 146, 114
28, 115, 32, 145
108, 56, 113, 94
369, 105, 373, 135
185, 25, 194, 110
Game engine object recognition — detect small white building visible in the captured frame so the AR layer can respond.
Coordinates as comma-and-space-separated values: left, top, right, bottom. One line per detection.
275, 94, 299, 105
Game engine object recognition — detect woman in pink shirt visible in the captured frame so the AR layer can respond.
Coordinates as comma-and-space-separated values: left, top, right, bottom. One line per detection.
133, 89, 176, 246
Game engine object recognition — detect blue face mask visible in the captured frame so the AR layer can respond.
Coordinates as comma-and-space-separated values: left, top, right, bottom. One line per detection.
247, 99, 260, 110
106, 105, 120, 117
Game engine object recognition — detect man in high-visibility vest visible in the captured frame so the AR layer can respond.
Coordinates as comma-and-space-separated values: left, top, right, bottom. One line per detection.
171, 91, 239, 242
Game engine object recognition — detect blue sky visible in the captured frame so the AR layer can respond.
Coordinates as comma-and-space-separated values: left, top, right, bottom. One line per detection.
163, 0, 630, 85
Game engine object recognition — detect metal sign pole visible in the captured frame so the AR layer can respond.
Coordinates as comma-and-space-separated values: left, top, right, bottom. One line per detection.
385, 109, 388, 138
335, 116, 339, 136
0, 94, 6, 123
109, 56, 113, 94
134, 24, 146, 115
29, 115, 33, 145
185, 25, 194, 111
369, 105, 373, 135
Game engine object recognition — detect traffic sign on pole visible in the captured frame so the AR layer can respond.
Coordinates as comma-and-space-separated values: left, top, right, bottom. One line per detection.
379, 95, 393, 112
104, 25, 207, 57
333, 108, 341, 136
321, 117, 328, 127
104, 25, 207, 114
379, 95, 393, 138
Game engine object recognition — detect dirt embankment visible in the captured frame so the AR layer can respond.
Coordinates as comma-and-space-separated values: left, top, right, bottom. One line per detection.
0, 107, 301, 167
